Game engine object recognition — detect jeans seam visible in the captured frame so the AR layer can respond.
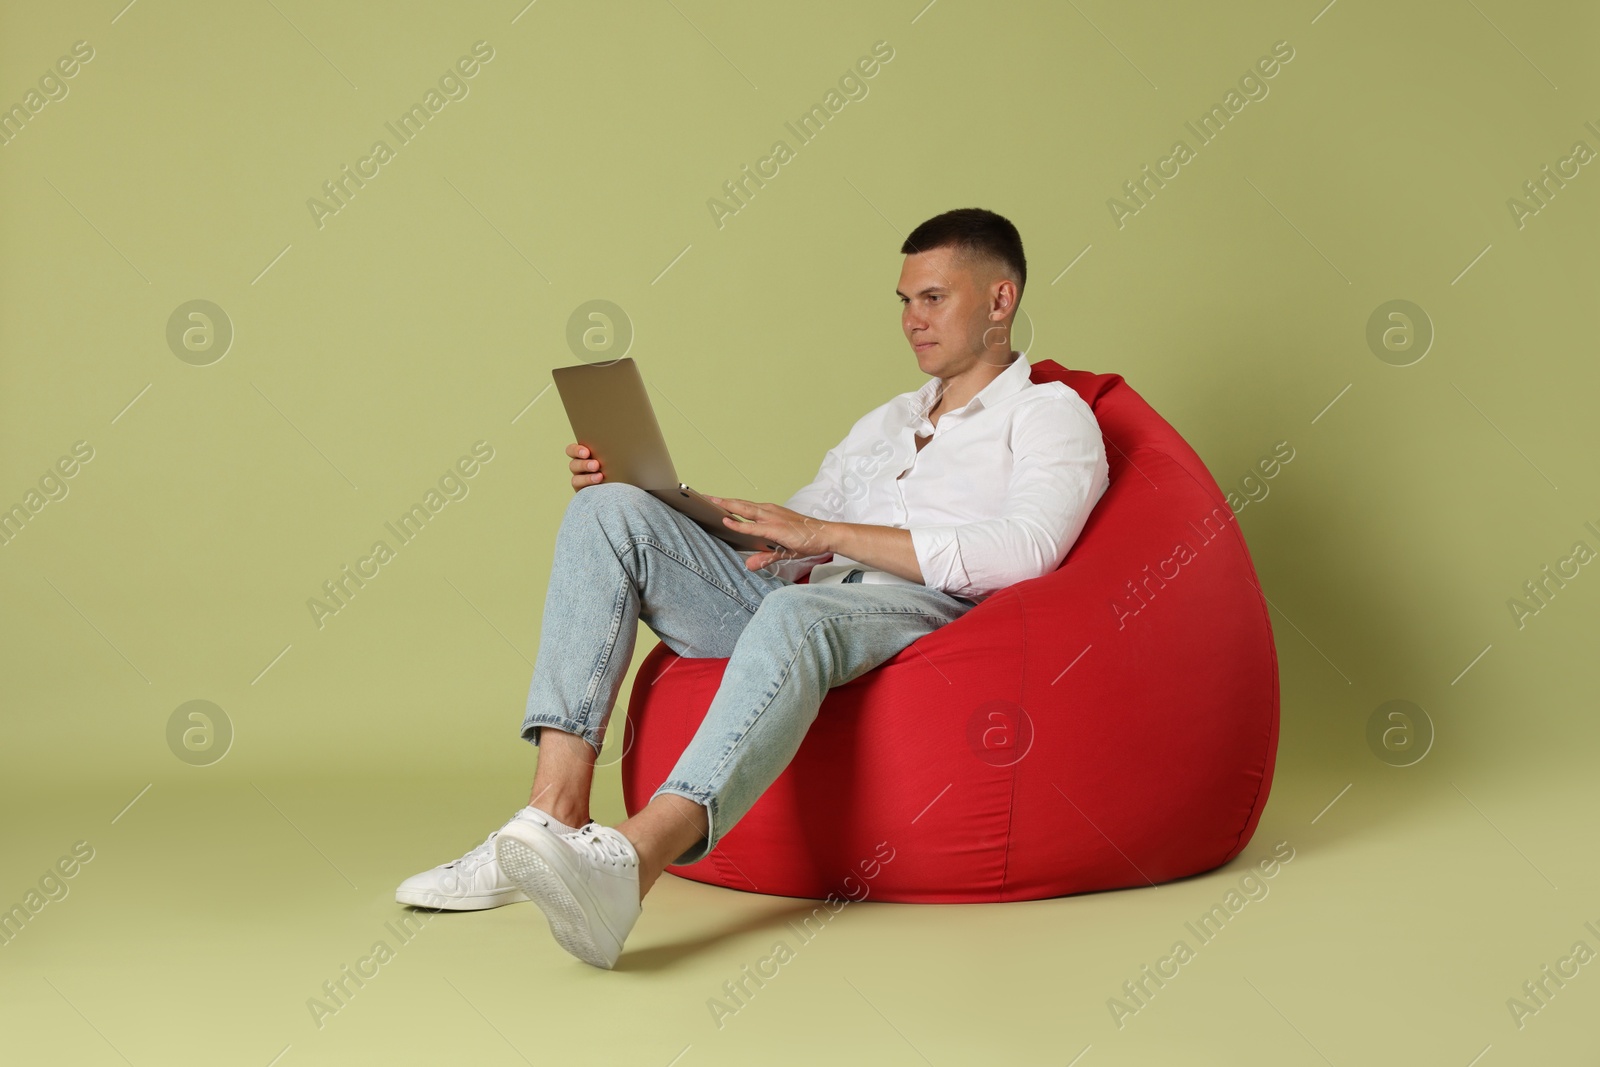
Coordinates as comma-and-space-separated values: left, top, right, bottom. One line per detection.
704, 607, 953, 787
556, 523, 770, 748
613, 532, 767, 615
575, 573, 632, 739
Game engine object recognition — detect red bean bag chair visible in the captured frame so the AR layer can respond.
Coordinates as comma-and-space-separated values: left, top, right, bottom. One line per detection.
619, 360, 1280, 903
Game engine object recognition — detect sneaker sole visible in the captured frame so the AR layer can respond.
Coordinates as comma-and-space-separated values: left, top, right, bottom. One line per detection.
394, 887, 529, 911
496, 836, 620, 969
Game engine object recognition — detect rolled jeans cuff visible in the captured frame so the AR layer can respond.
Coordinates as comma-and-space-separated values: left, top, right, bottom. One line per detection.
650, 781, 719, 865
520, 714, 604, 755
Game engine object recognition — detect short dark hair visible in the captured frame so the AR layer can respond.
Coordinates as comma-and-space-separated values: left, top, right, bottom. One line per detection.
901, 208, 1027, 298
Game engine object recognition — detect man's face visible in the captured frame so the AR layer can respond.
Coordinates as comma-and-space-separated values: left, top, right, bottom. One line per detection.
896, 246, 1012, 377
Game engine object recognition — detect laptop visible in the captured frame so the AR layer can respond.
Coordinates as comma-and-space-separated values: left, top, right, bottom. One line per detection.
550, 358, 782, 553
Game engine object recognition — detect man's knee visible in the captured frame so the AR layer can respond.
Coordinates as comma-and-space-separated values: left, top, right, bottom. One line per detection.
567, 480, 648, 509
563, 482, 693, 569
565, 481, 659, 528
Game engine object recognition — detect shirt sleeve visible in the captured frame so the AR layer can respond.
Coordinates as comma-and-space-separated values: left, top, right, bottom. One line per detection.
909, 392, 1110, 600
782, 439, 849, 523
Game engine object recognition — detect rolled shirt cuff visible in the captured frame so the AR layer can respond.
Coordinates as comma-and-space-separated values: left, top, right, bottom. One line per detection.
772, 552, 833, 584
909, 524, 971, 598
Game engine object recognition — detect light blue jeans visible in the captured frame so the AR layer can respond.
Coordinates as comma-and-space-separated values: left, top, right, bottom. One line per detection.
520, 482, 977, 865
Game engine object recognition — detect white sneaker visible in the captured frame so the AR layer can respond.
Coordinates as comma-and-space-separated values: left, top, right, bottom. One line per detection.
495, 821, 643, 969
396, 807, 575, 911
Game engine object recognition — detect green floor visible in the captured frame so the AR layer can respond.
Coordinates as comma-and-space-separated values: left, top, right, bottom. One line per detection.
4, 717, 1595, 1065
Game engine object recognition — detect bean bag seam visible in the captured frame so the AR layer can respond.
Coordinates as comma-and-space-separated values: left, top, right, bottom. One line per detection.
997, 588, 1026, 899
1140, 446, 1281, 862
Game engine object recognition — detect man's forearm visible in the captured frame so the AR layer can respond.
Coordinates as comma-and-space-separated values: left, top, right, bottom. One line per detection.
824, 521, 925, 585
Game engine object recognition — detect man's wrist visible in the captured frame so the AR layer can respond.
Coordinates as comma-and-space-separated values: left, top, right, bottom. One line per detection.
817, 519, 849, 558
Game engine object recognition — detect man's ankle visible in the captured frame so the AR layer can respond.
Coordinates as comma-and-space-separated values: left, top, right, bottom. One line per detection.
528, 801, 589, 831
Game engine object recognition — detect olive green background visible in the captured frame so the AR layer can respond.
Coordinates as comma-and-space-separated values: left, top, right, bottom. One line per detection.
3, 1, 1597, 1064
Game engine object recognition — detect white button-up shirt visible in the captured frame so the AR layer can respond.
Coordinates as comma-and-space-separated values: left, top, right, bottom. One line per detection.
768, 351, 1110, 603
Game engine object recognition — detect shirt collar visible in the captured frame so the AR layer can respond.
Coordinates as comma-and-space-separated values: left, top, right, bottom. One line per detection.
912, 350, 1032, 423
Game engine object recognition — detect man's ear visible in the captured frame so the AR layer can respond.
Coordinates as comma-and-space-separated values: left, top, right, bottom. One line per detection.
990, 279, 1016, 320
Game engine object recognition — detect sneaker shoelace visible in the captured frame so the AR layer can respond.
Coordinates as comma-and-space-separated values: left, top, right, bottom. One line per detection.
446, 833, 497, 872
571, 825, 637, 869
446, 810, 530, 871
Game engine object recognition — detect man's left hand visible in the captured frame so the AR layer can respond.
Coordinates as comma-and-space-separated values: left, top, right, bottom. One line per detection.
706, 496, 831, 571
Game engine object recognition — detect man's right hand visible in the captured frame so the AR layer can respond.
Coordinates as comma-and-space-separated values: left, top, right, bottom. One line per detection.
567, 443, 604, 491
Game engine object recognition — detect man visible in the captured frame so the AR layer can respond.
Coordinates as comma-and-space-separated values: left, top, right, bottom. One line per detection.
396, 208, 1110, 968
